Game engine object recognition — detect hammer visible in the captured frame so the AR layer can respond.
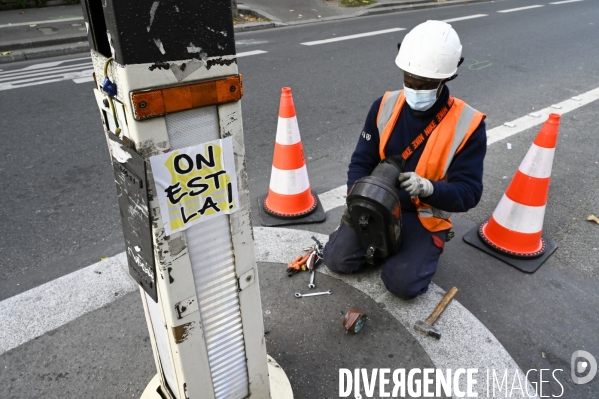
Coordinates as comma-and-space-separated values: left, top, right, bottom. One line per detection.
414, 287, 459, 339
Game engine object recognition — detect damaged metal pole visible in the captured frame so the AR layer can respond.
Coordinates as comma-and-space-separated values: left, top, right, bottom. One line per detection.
80, 1, 293, 398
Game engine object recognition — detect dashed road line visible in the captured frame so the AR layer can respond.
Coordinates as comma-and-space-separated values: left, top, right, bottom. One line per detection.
550, 0, 584, 3
442, 14, 488, 23
301, 28, 405, 46
497, 5, 544, 13
486, 87, 599, 145
237, 50, 268, 57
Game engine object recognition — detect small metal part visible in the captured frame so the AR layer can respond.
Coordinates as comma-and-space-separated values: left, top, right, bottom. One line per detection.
295, 290, 332, 298
343, 307, 366, 333
365, 246, 375, 265
309, 270, 315, 289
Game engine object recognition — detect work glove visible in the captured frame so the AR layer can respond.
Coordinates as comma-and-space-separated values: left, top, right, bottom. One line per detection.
398, 172, 434, 198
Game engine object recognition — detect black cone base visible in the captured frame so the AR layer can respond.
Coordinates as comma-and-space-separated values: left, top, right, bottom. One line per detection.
258, 192, 326, 227
462, 222, 558, 273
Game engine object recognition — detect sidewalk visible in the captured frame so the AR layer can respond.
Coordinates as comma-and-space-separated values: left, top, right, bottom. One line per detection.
0, 0, 480, 64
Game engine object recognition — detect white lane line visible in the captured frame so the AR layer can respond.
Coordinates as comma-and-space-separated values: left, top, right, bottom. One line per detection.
497, 5, 544, 13
254, 227, 538, 398
237, 50, 267, 57
442, 14, 488, 23
301, 28, 405, 46
0, 253, 136, 355
487, 87, 599, 145
73, 76, 95, 84
0, 16, 83, 28
550, 0, 583, 3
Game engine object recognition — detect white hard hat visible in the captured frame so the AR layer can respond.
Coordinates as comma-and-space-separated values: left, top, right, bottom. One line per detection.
395, 20, 462, 80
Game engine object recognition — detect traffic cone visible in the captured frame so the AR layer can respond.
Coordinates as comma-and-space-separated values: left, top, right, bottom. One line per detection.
258, 87, 326, 227
463, 114, 560, 273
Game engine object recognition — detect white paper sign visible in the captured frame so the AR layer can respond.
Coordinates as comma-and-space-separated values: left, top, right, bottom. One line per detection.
150, 137, 239, 235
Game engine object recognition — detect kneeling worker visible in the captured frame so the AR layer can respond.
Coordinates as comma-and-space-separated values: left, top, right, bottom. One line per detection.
323, 20, 487, 299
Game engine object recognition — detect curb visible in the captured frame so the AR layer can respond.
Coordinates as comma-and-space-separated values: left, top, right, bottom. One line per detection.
0, 42, 89, 64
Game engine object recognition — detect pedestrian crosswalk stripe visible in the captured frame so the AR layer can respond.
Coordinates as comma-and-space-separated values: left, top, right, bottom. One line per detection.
0, 62, 92, 81
0, 57, 94, 91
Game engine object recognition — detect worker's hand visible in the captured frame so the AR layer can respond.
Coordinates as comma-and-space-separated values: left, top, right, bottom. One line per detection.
398, 172, 434, 198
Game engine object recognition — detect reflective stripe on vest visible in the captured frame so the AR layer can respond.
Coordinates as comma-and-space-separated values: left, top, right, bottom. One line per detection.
376, 90, 486, 232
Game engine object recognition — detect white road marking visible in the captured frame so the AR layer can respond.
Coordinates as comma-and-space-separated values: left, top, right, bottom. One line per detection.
18, 56, 90, 71
237, 50, 268, 57
73, 76, 95, 84
487, 87, 599, 145
254, 226, 539, 398
550, 0, 584, 3
301, 28, 406, 46
0, 58, 93, 91
497, 5, 544, 13
0, 69, 94, 90
0, 16, 84, 28
0, 62, 92, 80
319, 185, 347, 212
442, 14, 488, 23
0, 253, 135, 355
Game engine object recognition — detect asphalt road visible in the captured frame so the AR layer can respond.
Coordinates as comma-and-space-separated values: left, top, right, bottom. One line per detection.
1, 0, 598, 397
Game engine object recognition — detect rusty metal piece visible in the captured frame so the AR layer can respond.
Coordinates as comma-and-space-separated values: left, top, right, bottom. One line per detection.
343, 307, 366, 333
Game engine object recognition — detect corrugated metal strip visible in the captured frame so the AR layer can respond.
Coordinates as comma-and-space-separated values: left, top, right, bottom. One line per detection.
166, 107, 249, 399
145, 292, 179, 399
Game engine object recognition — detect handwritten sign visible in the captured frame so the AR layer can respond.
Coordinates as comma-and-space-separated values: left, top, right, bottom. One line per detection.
150, 137, 239, 235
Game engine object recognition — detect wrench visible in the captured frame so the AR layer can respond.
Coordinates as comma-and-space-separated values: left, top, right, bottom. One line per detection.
309, 270, 315, 289
295, 290, 332, 298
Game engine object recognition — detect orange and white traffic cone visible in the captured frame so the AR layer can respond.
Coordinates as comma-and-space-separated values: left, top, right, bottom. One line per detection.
464, 114, 560, 272
258, 87, 325, 226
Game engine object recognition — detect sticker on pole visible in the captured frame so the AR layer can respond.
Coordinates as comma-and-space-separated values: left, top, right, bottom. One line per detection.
150, 137, 239, 235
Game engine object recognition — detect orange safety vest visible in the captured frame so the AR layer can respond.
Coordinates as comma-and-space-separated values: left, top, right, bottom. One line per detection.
376, 90, 486, 232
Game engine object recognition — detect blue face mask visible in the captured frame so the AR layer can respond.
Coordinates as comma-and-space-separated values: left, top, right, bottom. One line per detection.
403, 85, 438, 111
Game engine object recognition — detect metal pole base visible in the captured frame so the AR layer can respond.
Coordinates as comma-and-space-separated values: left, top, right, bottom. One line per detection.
140, 374, 163, 399
267, 355, 294, 399
140, 357, 293, 399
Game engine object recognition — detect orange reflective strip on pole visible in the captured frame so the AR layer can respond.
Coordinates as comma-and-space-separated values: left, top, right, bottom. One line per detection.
131, 75, 243, 120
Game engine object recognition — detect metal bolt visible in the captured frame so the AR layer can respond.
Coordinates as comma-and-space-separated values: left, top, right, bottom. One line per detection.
230, 85, 236, 93
245, 275, 252, 282
139, 101, 147, 108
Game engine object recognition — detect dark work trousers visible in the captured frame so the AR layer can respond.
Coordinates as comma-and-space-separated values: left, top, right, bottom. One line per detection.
323, 211, 448, 299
